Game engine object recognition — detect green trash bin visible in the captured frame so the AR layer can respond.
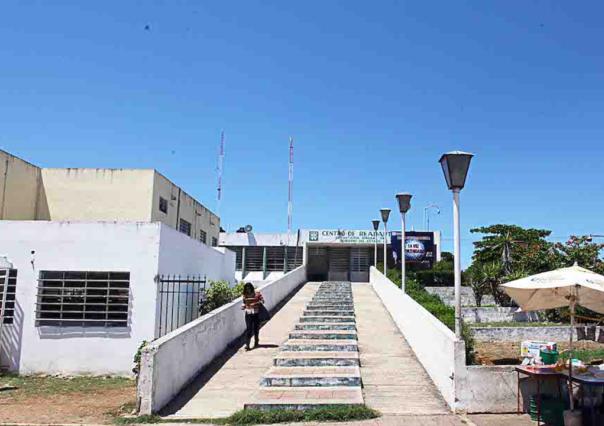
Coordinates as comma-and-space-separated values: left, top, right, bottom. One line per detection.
540, 349, 559, 365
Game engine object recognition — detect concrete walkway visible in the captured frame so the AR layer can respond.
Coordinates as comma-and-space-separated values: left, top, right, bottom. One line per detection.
163, 282, 320, 418
163, 281, 455, 419
353, 283, 450, 415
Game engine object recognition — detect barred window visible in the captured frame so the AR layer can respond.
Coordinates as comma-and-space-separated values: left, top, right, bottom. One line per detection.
36, 271, 130, 327
0, 269, 17, 325
159, 196, 168, 214
211, 237, 218, 247
199, 230, 207, 244
266, 247, 285, 271
179, 219, 191, 236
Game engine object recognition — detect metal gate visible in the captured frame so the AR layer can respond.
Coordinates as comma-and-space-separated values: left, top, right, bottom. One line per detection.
156, 274, 206, 337
350, 247, 370, 282
328, 248, 350, 281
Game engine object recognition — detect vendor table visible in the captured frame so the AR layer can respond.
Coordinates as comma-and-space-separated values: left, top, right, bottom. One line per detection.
515, 366, 563, 426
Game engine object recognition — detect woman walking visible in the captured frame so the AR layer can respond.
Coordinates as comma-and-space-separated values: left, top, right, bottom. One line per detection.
241, 282, 264, 350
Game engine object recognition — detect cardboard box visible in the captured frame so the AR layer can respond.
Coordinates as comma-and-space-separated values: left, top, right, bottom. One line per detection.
521, 340, 557, 358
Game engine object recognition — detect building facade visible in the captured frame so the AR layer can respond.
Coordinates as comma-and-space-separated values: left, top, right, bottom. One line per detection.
0, 150, 220, 245
0, 150, 233, 375
220, 229, 441, 283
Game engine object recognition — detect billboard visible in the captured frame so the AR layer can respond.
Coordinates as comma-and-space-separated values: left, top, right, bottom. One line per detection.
390, 231, 436, 268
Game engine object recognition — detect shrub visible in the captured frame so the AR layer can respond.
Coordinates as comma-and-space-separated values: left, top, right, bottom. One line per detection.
200, 280, 237, 315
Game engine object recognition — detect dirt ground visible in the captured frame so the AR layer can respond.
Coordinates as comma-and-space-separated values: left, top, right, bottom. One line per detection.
0, 374, 136, 424
475, 340, 604, 365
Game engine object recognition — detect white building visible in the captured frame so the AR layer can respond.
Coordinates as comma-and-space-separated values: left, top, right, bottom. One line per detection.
0, 150, 235, 375
220, 229, 441, 283
0, 221, 235, 375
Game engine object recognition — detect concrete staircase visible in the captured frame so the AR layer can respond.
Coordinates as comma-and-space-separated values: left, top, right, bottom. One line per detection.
245, 282, 364, 410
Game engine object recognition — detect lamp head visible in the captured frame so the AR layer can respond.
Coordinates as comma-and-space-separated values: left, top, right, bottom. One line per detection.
439, 151, 474, 190
371, 220, 380, 231
380, 208, 391, 223
395, 193, 412, 214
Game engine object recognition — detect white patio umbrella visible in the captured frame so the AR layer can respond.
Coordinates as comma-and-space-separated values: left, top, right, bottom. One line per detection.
501, 263, 604, 411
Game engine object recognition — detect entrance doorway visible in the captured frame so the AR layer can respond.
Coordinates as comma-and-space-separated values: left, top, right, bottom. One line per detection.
306, 246, 373, 282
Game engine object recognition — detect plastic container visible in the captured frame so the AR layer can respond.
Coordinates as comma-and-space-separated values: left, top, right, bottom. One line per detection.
540, 349, 559, 365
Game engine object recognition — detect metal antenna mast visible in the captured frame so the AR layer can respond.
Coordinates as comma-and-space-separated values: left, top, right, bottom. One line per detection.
216, 130, 225, 217
287, 136, 294, 246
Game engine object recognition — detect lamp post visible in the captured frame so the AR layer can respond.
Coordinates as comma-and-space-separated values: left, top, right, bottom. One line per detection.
396, 193, 412, 293
372, 220, 380, 267
424, 203, 440, 231
380, 208, 391, 275
439, 151, 473, 339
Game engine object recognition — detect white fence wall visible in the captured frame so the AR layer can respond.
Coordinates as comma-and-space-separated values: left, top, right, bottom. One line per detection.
369, 267, 465, 409
137, 265, 307, 414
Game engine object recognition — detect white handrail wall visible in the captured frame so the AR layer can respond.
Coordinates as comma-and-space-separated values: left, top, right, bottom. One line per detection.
137, 265, 307, 414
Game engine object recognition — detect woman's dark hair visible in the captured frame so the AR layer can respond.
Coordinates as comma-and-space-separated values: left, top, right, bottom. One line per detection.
243, 282, 255, 297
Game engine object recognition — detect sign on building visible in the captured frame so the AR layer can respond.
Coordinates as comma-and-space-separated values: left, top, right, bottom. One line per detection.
390, 231, 437, 268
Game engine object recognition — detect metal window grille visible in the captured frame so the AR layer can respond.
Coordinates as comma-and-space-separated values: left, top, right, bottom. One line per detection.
36, 271, 130, 327
211, 237, 218, 247
199, 230, 207, 244
266, 247, 285, 271
159, 196, 168, 214
157, 274, 206, 337
285, 247, 303, 270
230, 247, 243, 270
0, 269, 17, 325
244, 247, 264, 271
179, 219, 191, 236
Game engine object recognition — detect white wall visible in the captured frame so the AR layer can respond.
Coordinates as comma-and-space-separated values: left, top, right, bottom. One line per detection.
0, 221, 237, 376
158, 225, 235, 284
137, 265, 307, 414
0, 221, 161, 375
370, 267, 464, 410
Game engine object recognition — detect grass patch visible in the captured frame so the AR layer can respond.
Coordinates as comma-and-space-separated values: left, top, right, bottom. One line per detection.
115, 405, 380, 425
560, 348, 604, 363
0, 373, 133, 397
469, 321, 561, 328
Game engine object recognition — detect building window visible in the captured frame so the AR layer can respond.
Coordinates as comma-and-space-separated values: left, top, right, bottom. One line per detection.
0, 269, 17, 325
159, 197, 168, 214
36, 271, 130, 327
179, 219, 191, 236
211, 237, 218, 247
199, 230, 207, 244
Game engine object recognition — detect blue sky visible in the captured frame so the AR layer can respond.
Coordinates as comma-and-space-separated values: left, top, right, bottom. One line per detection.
2, 1, 603, 266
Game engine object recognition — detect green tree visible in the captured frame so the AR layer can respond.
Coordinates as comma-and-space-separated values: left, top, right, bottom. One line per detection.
471, 224, 553, 275
552, 235, 604, 274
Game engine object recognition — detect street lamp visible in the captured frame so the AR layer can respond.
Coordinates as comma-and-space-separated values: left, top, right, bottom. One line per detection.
424, 203, 440, 231
439, 151, 473, 339
372, 220, 380, 267
380, 208, 391, 275
395, 193, 412, 292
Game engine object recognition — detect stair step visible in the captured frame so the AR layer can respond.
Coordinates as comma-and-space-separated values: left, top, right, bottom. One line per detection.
299, 316, 356, 323
245, 386, 363, 410
303, 310, 354, 316
282, 339, 358, 352
273, 351, 360, 367
289, 330, 357, 340
261, 366, 361, 387
306, 304, 353, 309
294, 323, 356, 331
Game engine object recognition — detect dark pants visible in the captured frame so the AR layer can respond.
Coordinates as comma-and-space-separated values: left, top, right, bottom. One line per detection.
245, 313, 260, 347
